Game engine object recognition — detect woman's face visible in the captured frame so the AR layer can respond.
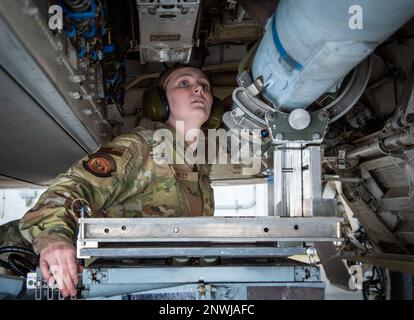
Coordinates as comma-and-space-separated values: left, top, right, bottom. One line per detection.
164, 67, 213, 127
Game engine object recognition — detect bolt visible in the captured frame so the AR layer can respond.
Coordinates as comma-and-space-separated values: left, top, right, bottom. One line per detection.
69, 92, 81, 100
79, 62, 87, 69
22, 6, 39, 16
312, 133, 321, 140
255, 149, 262, 157
318, 111, 329, 121
70, 75, 85, 83
174, 228, 179, 233
267, 112, 276, 121
275, 133, 284, 140
306, 247, 317, 257
82, 109, 93, 116
55, 41, 63, 51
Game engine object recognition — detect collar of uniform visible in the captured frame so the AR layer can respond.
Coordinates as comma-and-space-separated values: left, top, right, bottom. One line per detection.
161, 121, 206, 170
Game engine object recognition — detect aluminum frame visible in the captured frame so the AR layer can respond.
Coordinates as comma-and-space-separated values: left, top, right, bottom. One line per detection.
77, 217, 342, 258
78, 217, 342, 242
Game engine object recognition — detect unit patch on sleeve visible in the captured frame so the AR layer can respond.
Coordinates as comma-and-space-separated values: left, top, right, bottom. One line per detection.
82, 153, 116, 177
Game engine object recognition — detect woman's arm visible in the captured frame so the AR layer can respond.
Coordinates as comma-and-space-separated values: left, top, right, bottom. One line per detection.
19, 131, 152, 297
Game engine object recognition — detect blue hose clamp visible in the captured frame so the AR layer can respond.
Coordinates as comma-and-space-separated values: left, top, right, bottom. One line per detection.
65, 24, 77, 38
271, 14, 303, 71
61, 0, 96, 20
83, 22, 97, 39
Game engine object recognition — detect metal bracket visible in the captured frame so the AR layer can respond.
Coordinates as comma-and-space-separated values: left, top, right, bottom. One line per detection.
265, 109, 330, 144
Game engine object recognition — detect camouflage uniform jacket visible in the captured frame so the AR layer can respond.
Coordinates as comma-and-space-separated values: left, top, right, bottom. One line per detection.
19, 121, 215, 254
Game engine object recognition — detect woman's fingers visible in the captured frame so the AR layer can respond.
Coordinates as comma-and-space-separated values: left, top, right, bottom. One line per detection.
39, 243, 78, 298
56, 255, 76, 297
67, 256, 79, 287
47, 258, 68, 296
39, 259, 50, 282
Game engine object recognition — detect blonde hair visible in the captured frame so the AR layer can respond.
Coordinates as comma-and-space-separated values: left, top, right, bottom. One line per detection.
159, 64, 208, 90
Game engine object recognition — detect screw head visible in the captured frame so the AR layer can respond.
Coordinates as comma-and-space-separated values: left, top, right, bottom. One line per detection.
306, 247, 317, 256
267, 112, 276, 121
275, 133, 284, 140
174, 228, 179, 233
70, 75, 83, 83
56, 41, 63, 51
69, 92, 81, 100
318, 111, 329, 121
22, 6, 39, 16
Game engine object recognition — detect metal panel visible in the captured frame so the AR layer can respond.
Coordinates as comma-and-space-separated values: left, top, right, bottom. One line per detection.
0, 68, 86, 183
247, 285, 324, 300
270, 145, 336, 217
78, 217, 343, 243
79, 246, 306, 258
80, 265, 322, 299
136, 0, 200, 63
0, 0, 108, 151
314, 242, 354, 291
0, 0, 114, 184
83, 266, 299, 285
0, 275, 24, 298
274, 143, 303, 217
116, 283, 325, 300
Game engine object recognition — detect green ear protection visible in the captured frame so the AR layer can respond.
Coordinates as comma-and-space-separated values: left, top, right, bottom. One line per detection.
142, 87, 171, 122
143, 64, 192, 123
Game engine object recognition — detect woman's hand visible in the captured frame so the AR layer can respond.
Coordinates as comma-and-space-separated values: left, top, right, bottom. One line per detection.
39, 242, 82, 298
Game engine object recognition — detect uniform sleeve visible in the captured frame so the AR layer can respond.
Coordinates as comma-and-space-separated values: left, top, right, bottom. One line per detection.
19, 131, 153, 254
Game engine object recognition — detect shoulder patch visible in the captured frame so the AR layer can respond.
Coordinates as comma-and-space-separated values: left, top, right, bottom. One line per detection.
82, 153, 116, 177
